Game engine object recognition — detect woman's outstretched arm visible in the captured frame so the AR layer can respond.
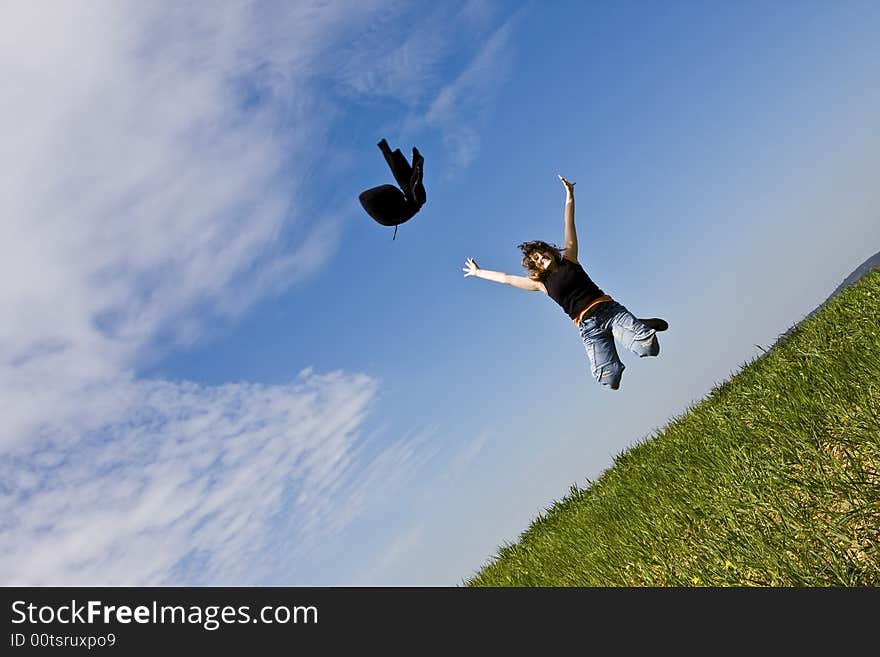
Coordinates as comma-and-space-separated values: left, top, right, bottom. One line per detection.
559, 174, 578, 262
463, 257, 544, 291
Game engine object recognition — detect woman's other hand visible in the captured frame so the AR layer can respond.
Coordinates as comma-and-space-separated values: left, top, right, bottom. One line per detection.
463, 257, 480, 277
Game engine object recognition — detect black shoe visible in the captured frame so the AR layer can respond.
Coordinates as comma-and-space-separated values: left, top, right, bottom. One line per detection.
639, 318, 668, 332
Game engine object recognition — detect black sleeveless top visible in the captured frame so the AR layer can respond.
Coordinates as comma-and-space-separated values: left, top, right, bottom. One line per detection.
543, 258, 605, 320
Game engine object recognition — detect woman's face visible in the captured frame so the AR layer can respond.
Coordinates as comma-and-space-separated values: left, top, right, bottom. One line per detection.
529, 250, 554, 271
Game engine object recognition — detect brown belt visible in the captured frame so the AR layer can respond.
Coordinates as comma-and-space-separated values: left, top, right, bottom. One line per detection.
573, 295, 613, 325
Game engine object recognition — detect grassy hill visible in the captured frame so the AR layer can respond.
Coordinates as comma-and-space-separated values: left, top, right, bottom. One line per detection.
466, 270, 880, 586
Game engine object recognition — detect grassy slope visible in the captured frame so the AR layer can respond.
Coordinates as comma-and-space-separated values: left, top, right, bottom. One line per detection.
467, 271, 880, 586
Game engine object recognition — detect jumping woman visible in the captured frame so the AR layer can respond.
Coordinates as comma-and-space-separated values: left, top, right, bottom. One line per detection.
463, 175, 668, 390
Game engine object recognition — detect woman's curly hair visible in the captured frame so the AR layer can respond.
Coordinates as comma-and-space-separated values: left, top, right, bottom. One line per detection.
517, 240, 564, 281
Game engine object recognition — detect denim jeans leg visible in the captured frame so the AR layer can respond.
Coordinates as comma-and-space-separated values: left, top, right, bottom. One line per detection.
579, 313, 625, 388
609, 303, 660, 358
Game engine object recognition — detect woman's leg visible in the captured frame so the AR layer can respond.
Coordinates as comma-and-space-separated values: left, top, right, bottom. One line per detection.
608, 303, 660, 358
579, 319, 625, 389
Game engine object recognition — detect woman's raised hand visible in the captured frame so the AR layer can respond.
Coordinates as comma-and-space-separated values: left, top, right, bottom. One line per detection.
462, 257, 480, 277
558, 174, 575, 195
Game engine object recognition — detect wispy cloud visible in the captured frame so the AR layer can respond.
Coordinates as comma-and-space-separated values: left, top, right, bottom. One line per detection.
329, 1, 523, 172
356, 524, 426, 586
352, 429, 490, 585
332, 1, 503, 103
0, 371, 377, 585
421, 10, 523, 170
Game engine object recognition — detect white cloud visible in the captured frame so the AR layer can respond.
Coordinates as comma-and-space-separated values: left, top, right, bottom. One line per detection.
0, 370, 388, 585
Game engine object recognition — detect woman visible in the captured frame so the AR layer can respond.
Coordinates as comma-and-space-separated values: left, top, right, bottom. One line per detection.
462, 175, 667, 390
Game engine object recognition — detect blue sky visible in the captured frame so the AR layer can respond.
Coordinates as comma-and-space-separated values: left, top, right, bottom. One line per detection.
2, 1, 879, 586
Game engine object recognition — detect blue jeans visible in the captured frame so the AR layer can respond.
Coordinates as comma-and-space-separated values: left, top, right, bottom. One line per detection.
577, 300, 660, 389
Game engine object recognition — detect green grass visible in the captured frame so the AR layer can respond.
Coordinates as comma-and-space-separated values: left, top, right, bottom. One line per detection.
467, 271, 880, 586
